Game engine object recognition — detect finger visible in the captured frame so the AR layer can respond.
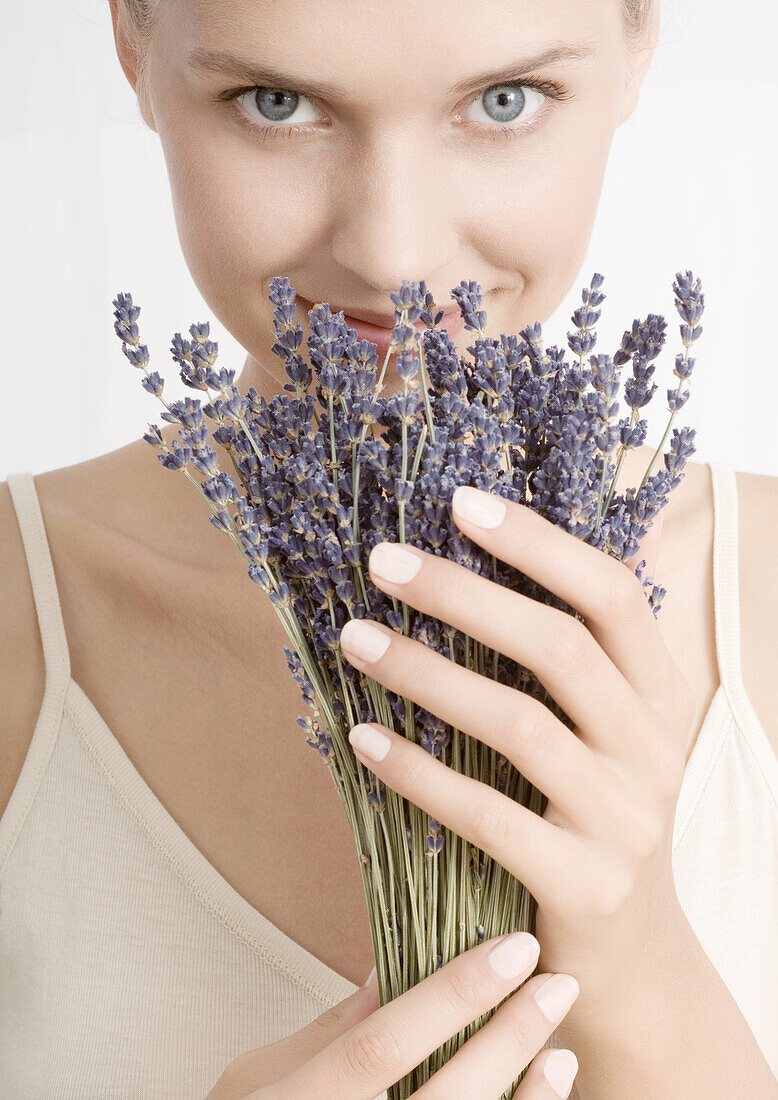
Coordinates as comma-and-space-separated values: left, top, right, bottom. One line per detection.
266, 933, 541, 1100
340, 616, 640, 837
449, 484, 679, 704
228, 978, 380, 1095
287, 972, 381, 1064
347, 721, 583, 914
623, 510, 664, 580
411, 972, 580, 1100
366, 539, 645, 758
516, 1047, 580, 1099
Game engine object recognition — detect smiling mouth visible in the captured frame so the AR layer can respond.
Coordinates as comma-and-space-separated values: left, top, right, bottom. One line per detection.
294, 294, 463, 330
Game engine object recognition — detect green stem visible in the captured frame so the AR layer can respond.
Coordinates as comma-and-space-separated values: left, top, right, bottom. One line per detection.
415, 332, 437, 445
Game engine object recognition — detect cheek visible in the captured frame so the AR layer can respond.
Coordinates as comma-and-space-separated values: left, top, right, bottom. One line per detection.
159, 113, 328, 299
478, 109, 615, 320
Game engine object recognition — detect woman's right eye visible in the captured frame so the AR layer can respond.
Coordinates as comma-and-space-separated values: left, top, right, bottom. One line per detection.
232, 87, 322, 133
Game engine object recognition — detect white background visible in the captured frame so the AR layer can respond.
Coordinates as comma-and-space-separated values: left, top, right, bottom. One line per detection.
2, 0, 776, 478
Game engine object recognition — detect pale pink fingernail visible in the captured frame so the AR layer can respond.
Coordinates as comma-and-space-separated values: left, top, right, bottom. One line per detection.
340, 619, 391, 663
543, 1049, 579, 1097
534, 973, 580, 1023
349, 723, 391, 762
452, 486, 506, 528
487, 932, 540, 978
370, 542, 422, 584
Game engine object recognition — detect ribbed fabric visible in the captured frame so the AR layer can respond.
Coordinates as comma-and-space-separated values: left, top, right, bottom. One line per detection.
0, 463, 775, 1097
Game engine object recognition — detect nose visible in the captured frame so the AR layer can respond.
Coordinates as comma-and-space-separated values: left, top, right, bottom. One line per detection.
327, 131, 459, 297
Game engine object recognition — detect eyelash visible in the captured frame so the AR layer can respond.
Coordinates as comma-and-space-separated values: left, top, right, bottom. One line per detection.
217, 78, 573, 145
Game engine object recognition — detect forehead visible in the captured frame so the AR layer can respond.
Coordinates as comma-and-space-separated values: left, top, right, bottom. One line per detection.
172, 0, 615, 98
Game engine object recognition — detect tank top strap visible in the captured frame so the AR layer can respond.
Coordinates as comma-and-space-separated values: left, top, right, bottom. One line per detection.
708, 461, 743, 697
707, 460, 778, 801
6, 471, 71, 691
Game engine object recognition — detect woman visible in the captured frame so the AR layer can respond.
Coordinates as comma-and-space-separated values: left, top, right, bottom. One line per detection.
0, 0, 775, 1096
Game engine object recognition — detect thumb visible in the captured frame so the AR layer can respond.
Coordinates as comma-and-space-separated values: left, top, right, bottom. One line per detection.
233, 968, 379, 1090
624, 510, 664, 581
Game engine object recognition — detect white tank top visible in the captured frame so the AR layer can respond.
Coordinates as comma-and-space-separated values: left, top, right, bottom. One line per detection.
0, 463, 776, 1097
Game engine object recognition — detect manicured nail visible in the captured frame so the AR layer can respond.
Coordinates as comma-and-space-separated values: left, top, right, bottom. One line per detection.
349, 723, 391, 762
370, 542, 422, 584
361, 965, 377, 989
534, 973, 580, 1023
543, 1049, 579, 1098
452, 486, 506, 528
340, 619, 391, 663
487, 932, 540, 979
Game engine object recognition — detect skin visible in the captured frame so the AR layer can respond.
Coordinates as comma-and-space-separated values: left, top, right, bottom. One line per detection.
36, 0, 752, 990
2, 1, 777, 1091
345, 493, 694, 1001
111, 0, 657, 409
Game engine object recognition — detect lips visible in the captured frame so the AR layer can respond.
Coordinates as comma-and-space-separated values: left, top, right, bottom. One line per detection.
292, 293, 467, 361
295, 295, 459, 329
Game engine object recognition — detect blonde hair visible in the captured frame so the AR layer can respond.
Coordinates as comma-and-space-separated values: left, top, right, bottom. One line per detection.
622, 0, 655, 39
119, 0, 156, 129
120, 0, 655, 130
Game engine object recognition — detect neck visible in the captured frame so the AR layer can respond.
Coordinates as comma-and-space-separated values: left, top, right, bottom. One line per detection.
234, 351, 288, 407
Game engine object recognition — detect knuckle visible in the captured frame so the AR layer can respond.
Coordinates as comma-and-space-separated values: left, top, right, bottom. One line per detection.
502, 1009, 537, 1064
606, 564, 646, 624
339, 1019, 403, 1081
472, 794, 513, 848
657, 668, 697, 733
646, 733, 686, 803
553, 617, 593, 674
437, 565, 462, 609
627, 805, 665, 862
404, 745, 433, 792
409, 647, 445, 702
630, 701, 686, 805
593, 859, 634, 917
502, 695, 552, 757
440, 965, 485, 1014
529, 514, 559, 559
311, 1001, 350, 1034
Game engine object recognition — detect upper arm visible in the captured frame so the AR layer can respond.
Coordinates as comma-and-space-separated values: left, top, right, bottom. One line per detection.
737, 469, 778, 761
0, 481, 47, 823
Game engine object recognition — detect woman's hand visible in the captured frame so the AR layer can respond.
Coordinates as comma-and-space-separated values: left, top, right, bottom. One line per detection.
338, 485, 693, 1009
205, 932, 580, 1098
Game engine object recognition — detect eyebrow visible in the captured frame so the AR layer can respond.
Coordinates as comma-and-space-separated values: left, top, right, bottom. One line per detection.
186, 43, 597, 101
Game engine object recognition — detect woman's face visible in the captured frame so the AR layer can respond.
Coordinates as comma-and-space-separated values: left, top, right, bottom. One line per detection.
115, 0, 657, 400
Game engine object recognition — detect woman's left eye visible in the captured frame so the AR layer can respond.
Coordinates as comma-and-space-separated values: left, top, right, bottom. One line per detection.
459, 80, 563, 139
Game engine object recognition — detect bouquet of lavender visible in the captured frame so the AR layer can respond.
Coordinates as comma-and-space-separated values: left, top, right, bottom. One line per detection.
112, 270, 702, 1099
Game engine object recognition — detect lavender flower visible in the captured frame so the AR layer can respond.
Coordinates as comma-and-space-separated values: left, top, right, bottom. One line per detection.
111, 269, 703, 1098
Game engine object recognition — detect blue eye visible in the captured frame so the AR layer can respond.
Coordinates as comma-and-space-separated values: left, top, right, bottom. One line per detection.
465, 84, 544, 126
457, 79, 572, 141
235, 87, 321, 129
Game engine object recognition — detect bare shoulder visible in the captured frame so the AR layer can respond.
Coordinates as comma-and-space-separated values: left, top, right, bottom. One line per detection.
736, 468, 778, 760
0, 438, 238, 825
0, 448, 154, 825
0, 480, 47, 823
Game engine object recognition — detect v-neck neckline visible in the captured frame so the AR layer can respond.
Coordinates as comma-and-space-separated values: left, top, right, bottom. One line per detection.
63, 676, 360, 1008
